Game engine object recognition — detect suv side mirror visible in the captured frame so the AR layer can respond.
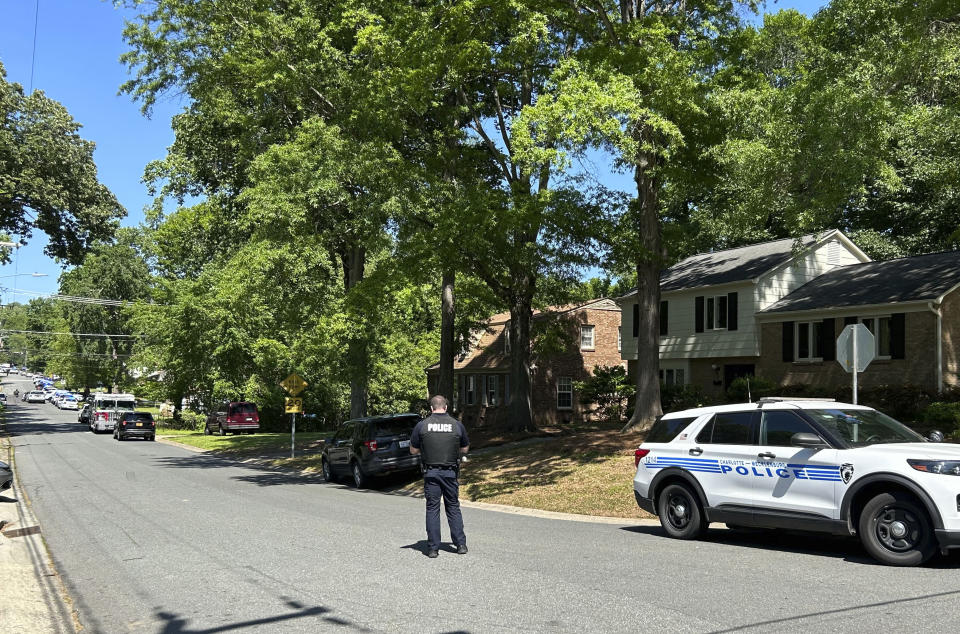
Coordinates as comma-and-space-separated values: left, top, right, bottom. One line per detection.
791, 432, 828, 449
928, 430, 945, 443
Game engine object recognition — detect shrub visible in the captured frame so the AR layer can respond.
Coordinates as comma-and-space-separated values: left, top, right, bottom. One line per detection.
725, 375, 778, 402
575, 365, 635, 425
661, 383, 710, 412
158, 410, 205, 432
922, 402, 960, 435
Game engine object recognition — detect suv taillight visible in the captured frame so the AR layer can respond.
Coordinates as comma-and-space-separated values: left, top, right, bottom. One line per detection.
364, 440, 378, 452
635, 448, 650, 468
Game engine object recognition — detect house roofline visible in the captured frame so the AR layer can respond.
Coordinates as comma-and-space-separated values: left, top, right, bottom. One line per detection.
755, 300, 934, 321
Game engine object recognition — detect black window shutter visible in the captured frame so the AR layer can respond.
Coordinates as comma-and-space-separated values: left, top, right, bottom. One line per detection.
632, 303, 639, 337
821, 318, 836, 361
659, 301, 668, 336
695, 296, 704, 333
891, 313, 906, 359
727, 292, 738, 331
844, 316, 857, 326
782, 321, 795, 362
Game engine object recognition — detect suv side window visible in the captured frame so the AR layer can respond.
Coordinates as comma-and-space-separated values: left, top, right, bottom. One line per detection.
646, 416, 697, 443
696, 412, 756, 444
760, 411, 821, 446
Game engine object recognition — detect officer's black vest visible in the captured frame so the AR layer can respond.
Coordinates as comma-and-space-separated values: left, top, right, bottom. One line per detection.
419, 413, 461, 466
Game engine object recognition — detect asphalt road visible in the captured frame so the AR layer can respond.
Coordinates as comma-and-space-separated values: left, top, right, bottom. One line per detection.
7, 376, 960, 633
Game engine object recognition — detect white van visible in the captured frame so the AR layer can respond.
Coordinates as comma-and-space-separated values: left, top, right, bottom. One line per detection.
90, 393, 137, 433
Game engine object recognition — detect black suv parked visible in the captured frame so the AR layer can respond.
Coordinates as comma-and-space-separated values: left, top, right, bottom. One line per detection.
114, 411, 156, 441
321, 414, 422, 488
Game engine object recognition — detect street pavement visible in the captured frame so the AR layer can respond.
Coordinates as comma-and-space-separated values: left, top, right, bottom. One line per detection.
6, 375, 960, 633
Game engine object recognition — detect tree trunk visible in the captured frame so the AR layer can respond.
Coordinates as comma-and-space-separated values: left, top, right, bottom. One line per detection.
625, 149, 664, 432
508, 280, 536, 432
343, 245, 368, 419
436, 269, 456, 402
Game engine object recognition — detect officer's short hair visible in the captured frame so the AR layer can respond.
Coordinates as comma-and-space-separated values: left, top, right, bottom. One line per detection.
429, 394, 448, 411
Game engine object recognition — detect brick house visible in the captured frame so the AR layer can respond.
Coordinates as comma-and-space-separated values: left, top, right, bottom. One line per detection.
617, 230, 869, 394
425, 299, 623, 427
755, 250, 960, 393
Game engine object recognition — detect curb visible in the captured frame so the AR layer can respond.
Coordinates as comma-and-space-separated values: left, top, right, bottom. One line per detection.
0, 419, 77, 633
155, 435, 658, 526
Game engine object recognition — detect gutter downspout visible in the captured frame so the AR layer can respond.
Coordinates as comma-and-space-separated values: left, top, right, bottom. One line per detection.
928, 301, 943, 393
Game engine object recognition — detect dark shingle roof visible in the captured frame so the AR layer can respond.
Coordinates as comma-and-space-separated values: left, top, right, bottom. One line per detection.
660, 233, 825, 292
761, 251, 960, 314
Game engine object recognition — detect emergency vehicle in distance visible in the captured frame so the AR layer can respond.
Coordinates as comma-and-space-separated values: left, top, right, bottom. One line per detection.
633, 398, 960, 566
90, 393, 137, 433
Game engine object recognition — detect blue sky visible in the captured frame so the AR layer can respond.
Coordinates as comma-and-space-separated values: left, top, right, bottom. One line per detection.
0, 0, 827, 300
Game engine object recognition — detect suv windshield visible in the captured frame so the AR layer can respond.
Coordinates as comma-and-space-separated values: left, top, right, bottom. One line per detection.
805, 408, 924, 447
230, 403, 257, 415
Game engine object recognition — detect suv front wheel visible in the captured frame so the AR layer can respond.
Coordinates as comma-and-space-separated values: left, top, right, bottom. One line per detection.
858, 491, 936, 566
657, 483, 706, 540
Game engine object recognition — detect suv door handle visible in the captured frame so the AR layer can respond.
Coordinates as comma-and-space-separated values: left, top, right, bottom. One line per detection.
758, 452, 776, 459
689, 447, 703, 456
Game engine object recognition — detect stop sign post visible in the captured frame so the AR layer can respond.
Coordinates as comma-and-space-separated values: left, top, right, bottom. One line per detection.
836, 324, 875, 404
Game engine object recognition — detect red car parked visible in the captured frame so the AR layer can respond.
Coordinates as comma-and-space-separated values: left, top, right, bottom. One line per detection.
204, 402, 260, 435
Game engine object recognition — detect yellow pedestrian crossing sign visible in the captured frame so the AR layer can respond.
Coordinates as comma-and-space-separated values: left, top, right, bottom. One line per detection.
281, 373, 308, 396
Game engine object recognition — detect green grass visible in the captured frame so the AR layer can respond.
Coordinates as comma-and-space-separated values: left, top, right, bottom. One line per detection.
158, 431, 328, 455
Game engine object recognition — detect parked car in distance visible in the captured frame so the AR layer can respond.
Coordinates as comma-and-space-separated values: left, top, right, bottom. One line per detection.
0, 393, 7, 404
114, 411, 156, 441
26, 391, 46, 403
204, 401, 260, 435
321, 413, 422, 488
59, 395, 80, 410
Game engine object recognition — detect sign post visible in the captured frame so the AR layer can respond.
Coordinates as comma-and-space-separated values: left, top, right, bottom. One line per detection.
281, 373, 307, 458
836, 324, 875, 406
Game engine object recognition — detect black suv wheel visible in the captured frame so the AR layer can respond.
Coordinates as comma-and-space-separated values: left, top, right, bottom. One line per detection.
321, 457, 335, 483
859, 491, 936, 566
351, 462, 367, 489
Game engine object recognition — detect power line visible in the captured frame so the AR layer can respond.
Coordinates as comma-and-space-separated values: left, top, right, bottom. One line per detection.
0, 329, 144, 338
7, 289, 129, 307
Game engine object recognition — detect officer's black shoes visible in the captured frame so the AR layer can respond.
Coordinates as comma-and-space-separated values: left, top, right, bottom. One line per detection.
427, 549, 439, 558
456, 544, 468, 555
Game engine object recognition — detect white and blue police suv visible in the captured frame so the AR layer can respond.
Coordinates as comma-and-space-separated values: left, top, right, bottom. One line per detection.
633, 398, 960, 566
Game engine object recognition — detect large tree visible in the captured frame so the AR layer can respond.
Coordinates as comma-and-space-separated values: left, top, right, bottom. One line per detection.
0, 63, 123, 263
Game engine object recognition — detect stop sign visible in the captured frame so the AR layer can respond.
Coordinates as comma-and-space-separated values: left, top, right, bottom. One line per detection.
837, 324, 875, 373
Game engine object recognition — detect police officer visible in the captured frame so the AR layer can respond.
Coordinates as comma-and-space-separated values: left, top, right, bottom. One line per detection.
410, 394, 469, 558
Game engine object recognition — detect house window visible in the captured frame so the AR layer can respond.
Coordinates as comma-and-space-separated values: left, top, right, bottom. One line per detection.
659, 368, 686, 386
796, 321, 822, 361
860, 317, 892, 358
465, 375, 476, 406
706, 295, 728, 330
557, 376, 573, 409
504, 322, 511, 353
580, 325, 595, 350
617, 327, 622, 352
486, 375, 499, 406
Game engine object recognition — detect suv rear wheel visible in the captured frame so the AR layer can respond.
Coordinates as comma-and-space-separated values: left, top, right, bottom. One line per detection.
657, 483, 706, 540
321, 457, 334, 483
351, 462, 367, 489
859, 491, 936, 566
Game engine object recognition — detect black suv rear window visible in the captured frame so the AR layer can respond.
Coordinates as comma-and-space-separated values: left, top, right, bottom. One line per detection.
373, 416, 420, 437
646, 417, 697, 443
126, 412, 154, 422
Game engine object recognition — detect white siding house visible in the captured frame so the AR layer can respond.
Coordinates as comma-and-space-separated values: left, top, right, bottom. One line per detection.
618, 230, 870, 392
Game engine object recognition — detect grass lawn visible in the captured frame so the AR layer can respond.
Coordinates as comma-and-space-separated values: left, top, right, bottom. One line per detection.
158, 430, 328, 455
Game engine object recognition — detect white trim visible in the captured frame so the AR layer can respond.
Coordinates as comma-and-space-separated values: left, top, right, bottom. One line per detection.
930, 301, 943, 393
557, 376, 573, 410
580, 325, 596, 350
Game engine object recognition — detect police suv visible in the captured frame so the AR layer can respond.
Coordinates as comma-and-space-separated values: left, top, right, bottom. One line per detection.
633, 398, 960, 566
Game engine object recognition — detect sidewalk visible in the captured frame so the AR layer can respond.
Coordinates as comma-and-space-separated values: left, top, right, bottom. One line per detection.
0, 431, 75, 633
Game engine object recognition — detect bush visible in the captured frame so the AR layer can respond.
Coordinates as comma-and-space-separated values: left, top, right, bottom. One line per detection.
158, 410, 205, 432
661, 383, 710, 412
725, 375, 778, 402
922, 402, 960, 435
575, 365, 635, 425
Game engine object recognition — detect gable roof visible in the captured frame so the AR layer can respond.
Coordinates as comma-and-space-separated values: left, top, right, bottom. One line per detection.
618, 230, 866, 298
425, 298, 619, 372
760, 250, 960, 314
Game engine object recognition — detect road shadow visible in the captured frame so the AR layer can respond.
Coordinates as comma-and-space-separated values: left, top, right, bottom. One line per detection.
621, 523, 960, 567
153, 596, 370, 633
400, 540, 461, 556
1, 403, 87, 436
0, 494, 18, 503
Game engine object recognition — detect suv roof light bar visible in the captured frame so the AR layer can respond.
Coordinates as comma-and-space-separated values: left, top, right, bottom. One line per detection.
757, 396, 836, 406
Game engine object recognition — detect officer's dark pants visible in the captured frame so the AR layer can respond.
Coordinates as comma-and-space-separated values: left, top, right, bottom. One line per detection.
424, 467, 466, 550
